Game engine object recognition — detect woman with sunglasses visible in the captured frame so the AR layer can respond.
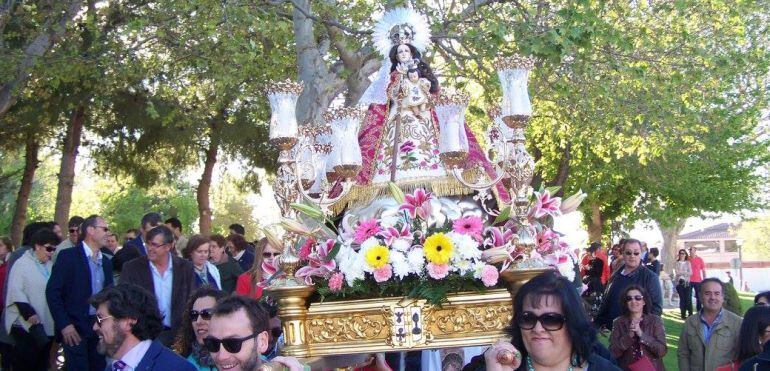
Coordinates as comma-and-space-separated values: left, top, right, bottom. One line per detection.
730, 305, 770, 370
464, 270, 620, 371
754, 291, 770, 306
609, 285, 667, 370
673, 248, 693, 319
4, 229, 60, 371
236, 238, 281, 299
183, 235, 222, 290
173, 287, 228, 370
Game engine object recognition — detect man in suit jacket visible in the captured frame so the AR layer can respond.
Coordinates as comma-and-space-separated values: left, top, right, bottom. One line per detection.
46, 215, 114, 371
112, 212, 163, 273
120, 225, 195, 347
90, 284, 194, 371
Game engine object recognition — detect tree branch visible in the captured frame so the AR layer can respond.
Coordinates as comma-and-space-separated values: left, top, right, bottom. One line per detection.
286, 0, 371, 36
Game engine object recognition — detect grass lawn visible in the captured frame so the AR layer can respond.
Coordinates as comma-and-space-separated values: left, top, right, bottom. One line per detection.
598, 291, 755, 370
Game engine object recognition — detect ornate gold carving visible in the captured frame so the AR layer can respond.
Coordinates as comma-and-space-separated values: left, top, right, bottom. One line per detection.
429, 304, 512, 335
307, 314, 389, 343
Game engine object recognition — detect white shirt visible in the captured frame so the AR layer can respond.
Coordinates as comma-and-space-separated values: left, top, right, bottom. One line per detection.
149, 253, 173, 327
114, 339, 152, 370
233, 250, 245, 261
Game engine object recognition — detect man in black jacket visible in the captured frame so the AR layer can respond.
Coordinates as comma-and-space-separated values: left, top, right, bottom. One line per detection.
119, 225, 195, 347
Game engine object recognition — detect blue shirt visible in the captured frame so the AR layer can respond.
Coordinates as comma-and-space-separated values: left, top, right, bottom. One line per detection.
83, 242, 105, 316
150, 253, 174, 327
700, 308, 724, 344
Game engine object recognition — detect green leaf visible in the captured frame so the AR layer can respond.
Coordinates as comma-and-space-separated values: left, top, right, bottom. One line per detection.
388, 182, 405, 204
325, 242, 341, 262
494, 206, 512, 224
291, 202, 325, 220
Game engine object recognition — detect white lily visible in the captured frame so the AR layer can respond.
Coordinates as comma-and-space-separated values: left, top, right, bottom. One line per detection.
559, 190, 587, 214
280, 218, 313, 236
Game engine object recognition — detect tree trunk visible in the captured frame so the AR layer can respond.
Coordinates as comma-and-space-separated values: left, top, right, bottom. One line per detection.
10, 133, 40, 246
197, 122, 220, 235
53, 105, 84, 228
587, 203, 604, 243
658, 218, 686, 273
0, 0, 84, 117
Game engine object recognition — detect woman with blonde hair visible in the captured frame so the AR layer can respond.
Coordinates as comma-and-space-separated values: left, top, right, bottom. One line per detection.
235, 237, 281, 299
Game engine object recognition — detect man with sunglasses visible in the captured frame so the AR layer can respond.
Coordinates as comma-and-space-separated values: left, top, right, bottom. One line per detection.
90, 284, 195, 370
207, 295, 303, 371
47, 215, 114, 371
52, 215, 84, 262
595, 239, 663, 331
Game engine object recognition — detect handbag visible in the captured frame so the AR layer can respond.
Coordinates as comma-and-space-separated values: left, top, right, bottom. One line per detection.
714, 361, 738, 371
627, 355, 656, 371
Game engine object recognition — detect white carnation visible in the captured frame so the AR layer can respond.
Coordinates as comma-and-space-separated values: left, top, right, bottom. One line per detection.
390, 251, 411, 279
454, 259, 473, 275
391, 238, 412, 252
557, 262, 576, 282
472, 260, 487, 279
447, 232, 481, 261
339, 250, 365, 285
407, 248, 425, 273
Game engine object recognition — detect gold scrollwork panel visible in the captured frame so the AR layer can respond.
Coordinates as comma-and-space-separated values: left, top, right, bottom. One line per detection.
428, 304, 512, 336
307, 314, 390, 344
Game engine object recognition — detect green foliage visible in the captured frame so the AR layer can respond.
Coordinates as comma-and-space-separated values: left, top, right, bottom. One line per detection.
737, 216, 770, 260
723, 282, 742, 315
209, 173, 262, 241
100, 182, 198, 237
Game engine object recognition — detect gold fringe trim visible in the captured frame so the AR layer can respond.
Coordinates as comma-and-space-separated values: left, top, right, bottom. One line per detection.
331, 177, 473, 215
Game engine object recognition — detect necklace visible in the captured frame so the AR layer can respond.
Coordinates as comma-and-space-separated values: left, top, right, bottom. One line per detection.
525, 355, 575, 371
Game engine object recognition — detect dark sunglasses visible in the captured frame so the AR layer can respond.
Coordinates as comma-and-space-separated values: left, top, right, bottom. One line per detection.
625, 295, 644, 302
517, 312, 566, 331
262, 252, 281, 258
203, 333, 258, 353
69, 228, 78, 233
624, 251, 640, 256
190, 309, 213, 321
42, 244, 56, 252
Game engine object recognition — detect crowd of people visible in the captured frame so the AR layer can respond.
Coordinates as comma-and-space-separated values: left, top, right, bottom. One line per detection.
0, 214, 768, 371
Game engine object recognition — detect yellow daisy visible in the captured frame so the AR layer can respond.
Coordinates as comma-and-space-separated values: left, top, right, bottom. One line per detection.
423, 233, 454, 265
365, 245, 390, 269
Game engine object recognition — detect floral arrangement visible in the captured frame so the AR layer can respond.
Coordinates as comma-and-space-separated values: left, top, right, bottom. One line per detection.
278, 183, 586, 305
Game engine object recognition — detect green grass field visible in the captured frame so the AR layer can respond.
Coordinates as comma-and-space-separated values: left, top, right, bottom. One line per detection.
598, 291, 755, 370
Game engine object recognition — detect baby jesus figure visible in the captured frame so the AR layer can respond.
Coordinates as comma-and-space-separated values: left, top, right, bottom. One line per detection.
400, 67, 432, 119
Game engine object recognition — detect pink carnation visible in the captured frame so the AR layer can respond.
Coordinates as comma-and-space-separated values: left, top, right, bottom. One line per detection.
354, 219, 381, 244
427, 263, 450, 280
481, 264, 499, 287
373, 264, 393, 283
452, 216, 484, 240
328, 272, 344, 293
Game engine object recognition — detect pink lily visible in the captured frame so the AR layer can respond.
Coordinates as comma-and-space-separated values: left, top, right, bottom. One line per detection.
483, 226, 514, 249
379, 224, 412, 246
399, 188, 433, 220
296, 239, 337, 284
536, 228, 559, 254
529, 190, 562, 219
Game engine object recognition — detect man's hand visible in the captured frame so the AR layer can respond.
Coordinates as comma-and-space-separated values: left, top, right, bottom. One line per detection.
271, 356, 304, 371
61, 324, 81, 346
27, 315, 40, 325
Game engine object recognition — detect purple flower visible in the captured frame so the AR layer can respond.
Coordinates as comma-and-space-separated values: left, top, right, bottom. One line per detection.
400, 140, 416, 153
529, 190, 562, 219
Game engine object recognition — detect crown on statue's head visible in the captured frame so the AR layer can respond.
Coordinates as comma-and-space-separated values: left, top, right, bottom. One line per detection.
389, 23, 415, 46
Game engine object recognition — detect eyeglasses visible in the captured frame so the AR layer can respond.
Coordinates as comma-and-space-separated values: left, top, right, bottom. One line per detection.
190, 309, 213, 321
262, 252, 281, 259
148, 241, 169, 249
95, 314, 114, 327
203, 333, 258, 353
624, 251, 640, 256
517, 312, 566, 331
625, 295, 644, 302
94, 225, 110, 233
755, 302, 768, 307
43, 244, 56, 253
69, 228, 78, 234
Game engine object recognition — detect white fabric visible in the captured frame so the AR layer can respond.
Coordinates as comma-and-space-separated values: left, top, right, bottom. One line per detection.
372, 8, 431, 58
359, 60, 391, 106
83, 241, 102, 261
52, 238, 75, 262
233, 250, 245, 261
204, 261, 222, 290
116, 339, 152, 370
4, 250, 54, 336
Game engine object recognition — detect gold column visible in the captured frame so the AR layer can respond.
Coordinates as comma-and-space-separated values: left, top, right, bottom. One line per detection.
267, 285, 316, 358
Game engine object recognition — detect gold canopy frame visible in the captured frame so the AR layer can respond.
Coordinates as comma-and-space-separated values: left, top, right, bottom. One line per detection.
267, 268, 548, 360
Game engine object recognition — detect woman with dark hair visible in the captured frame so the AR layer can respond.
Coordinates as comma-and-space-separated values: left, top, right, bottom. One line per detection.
227, 234, 255, 272
609, 285, 667, 370
754, 291, 770, 306
674, 248, 693, 319
4, 229, 60, 370
209, 234, 243, 293
464, 270, 620, 370
733, 306, 770, 368
172, 287, 227, 370
182, 235, 221, 290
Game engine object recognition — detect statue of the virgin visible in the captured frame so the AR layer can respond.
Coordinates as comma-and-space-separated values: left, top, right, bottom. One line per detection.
338, 8, 509, 215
